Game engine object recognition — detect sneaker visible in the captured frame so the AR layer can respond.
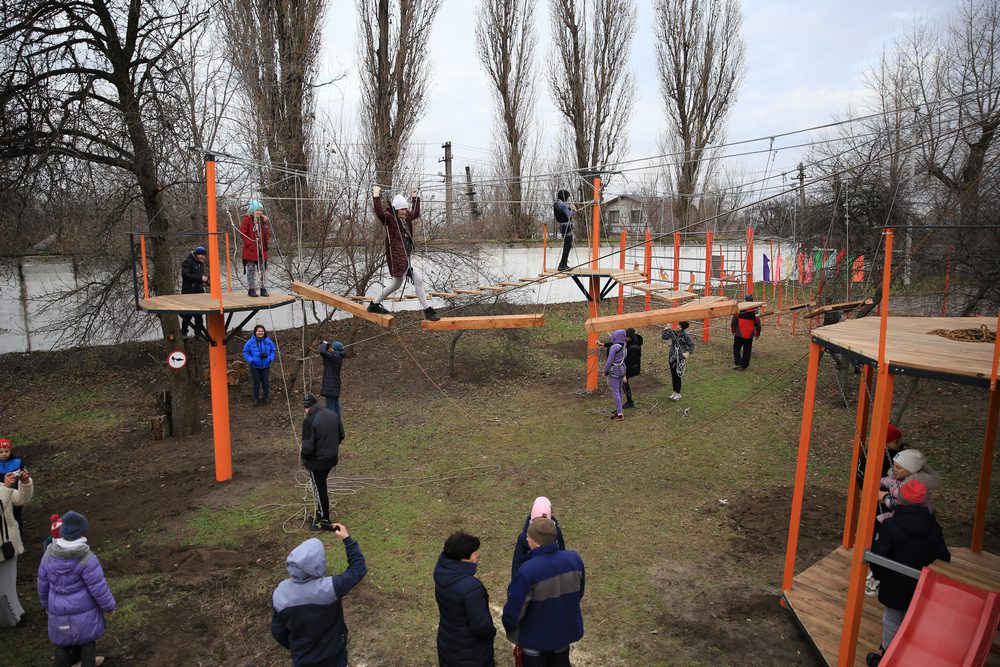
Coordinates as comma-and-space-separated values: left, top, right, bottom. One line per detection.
865, 573, 879, 597
557, 263, 570, 271
673, 393, 682, 401
865, 652, 882, 666
259, 287, 269, 297
248, 289, 258, 297
424, 307, 441, 321
623, 400, 635, 409
367, 301, 389, 314
610, 413, 624, 421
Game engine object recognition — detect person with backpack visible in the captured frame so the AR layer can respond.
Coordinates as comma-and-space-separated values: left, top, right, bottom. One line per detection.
553, 189, 577, 272
662, 321, 696, 401
240, 199, 270, 297
242, 325, 277, 406
602, 329, 628, 421
604, 328, 643, 408
730, 294, 762, 370
366, 186, 440, 321
301, 394, 344, 532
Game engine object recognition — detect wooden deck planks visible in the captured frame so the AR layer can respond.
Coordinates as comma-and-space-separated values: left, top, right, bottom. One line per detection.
420, 313, 545, 332
138, 292, 296, 314
290, 281, 394, 328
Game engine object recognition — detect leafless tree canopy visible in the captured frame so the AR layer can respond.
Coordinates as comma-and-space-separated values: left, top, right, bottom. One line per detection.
476, 0, 538, 239
655, 0, 746, 229
356, 0, 442, 187
547, 0, 636, 173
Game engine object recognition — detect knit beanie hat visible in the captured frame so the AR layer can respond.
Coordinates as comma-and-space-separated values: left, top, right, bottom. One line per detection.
885, 424, 903, 445
60, 511, 89, 541
745, 293, 754, 301
530, 496, 552, 521
391, 194, 409, 210
50, 514, 62, 540
247, 199, 264, 214
527, 517, 557, 546
0, 439, 10, 450
332, 341, 345, 352
893, 449, 927, 475
194, 246, 208, 256
303, 393, 318, 408
899, 479, 928, 505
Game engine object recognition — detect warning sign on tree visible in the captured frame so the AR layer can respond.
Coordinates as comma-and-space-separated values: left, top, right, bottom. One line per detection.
167, 350, 187, 370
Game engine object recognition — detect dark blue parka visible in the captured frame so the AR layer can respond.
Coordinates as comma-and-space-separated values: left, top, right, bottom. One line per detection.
433, 554, 496, 667
319, 344, 346, 398
511, 515, 567, 580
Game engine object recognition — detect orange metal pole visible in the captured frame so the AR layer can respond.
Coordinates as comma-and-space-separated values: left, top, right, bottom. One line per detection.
842, 364, 873, 548
618, 229, 626, 315
643, 227, 652, 311
204, 154, 233, 483
971, 388, 1000, 552
543, 223, 548, 273
139, 234, 150, 300
838, 229, 894, 667
703, 231, 713, 343
781, 341, 823, 598
225, 231, 232, 293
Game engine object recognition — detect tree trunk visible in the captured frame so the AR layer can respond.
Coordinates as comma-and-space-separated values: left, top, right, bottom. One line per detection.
449, 331, 464, 377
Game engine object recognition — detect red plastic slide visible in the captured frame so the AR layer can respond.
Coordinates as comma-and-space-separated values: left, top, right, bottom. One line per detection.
882, 567, 1000, 667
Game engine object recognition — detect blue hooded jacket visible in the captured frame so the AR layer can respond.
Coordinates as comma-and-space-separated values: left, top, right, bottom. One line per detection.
243, 335, 276, 369
502, 544, 585, 652
271, 537, 367, 666
433, 553, 496, 666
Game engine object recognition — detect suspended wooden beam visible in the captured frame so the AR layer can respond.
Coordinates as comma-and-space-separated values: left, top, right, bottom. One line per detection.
421, 313, 545, 331
290, 281, 394, 328
499, 281, 523, 287
788, 301, 817, 312
429, 291, 460, 298
584, 297, 764, 334
649, 291, 701, 303
479, 286, 506, 293
454, 289, 484, 295
383, 294, 418, 302
804, 298, 874, 319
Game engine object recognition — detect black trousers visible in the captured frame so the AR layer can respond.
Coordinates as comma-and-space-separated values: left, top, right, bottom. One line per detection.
180, 313, 205, 335
522, 647, 571, 667
733, 336, 754, 368
669, 360, 682, 393
309, 466, 335, 522
558, 223, 573, 267
623, 378, 633, 404
55, 642, 97, 667
250, 366, 270, 401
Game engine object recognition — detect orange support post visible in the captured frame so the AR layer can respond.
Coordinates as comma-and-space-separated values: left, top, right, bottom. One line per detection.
703, 231, 713, 343
543, 223, 548, 273
643, 227, 652, 311
585, 177, 601, 393
204, 154, 233, 483
781, 341, 823, 599
618, 229, 626, 315
139, 234, 149, 299
842, 364, 873, 548
225, 231, 232, 292
746, 227, 754, 297
971, 388, 1000, 552
838, 229, 894, 667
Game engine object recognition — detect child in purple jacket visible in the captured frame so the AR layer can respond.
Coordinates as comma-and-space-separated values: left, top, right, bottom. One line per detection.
37, 511, 116, 667
603, 329, 628, 421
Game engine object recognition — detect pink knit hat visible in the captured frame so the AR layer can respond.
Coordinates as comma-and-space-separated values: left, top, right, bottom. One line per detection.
530, 496, 552, 521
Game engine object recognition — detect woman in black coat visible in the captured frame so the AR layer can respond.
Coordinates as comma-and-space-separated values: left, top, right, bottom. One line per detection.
319, 340, 346, 419
434, 532, 496, 667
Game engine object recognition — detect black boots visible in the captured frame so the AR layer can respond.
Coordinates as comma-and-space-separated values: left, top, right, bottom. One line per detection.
424, 307, 440, 321
367, 301, 389, 314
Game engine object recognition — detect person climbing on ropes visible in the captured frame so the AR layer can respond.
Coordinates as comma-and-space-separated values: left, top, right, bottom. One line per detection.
731, 294, 761, 370
367, 186, 440, 321
301, 394, 344, 532
240, 199, 270, 297
179, 246, 209, 338
662, 321, 696, 401
603, 329, 628, 421
319, 340, 346, 419
242, 325, 276, 406
604, 328, 643, 408
553, 189, 576, 272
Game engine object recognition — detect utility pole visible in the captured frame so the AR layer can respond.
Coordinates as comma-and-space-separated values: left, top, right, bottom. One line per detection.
441, 141, 454, 227
465, 166, 481, 219
796, 162, 806, 213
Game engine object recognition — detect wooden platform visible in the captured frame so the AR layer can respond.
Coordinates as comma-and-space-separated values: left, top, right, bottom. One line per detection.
812, 316, 997, 385
290, 281, 394, 328
784, 546, 1000, 667
138, 292, 295, 314
420, 314, 545, 331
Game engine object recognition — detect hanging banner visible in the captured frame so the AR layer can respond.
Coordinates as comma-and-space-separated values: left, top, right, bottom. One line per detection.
852, 255, 865, 282
762, 254, 771, 282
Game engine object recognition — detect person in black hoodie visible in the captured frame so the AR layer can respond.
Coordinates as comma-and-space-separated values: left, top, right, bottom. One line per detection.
865, 479, 951, 666
319, 341, 347, 419
434, 531, 496, 667
301, 394, 345, 532
179, 246, 209, 338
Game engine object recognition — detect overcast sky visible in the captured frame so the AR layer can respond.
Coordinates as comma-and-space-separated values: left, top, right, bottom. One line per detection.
317, 0, 949, 196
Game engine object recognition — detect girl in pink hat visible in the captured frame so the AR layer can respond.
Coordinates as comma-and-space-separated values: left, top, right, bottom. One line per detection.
510, 496, 567, 579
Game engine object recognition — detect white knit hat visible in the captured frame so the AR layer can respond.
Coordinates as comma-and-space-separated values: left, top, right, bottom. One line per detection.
893, 449, 927, 474
391, 194, 409, 210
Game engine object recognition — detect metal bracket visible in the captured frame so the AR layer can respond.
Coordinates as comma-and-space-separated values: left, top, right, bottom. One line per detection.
863, 549, 922, 580
569, 275, 593, 301
599, 277, 617, 300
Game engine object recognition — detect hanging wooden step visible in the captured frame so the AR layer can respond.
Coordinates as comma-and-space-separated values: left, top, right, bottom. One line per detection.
429, 291, 460, 298
291, 281, 394, 328
383, 294, 418, 302
421, 314, 545, 331
479, 286, 506, 293
804, 298, 873, 319
454, 289, 484, 295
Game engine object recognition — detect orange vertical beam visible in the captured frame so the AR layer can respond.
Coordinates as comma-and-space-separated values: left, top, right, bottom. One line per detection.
842, 364, 873, 548
585, 177, 601, 393
204, 153, 233, 483
643, 227, 652, 311
971, 388, 1000, 552
838, 229, 894, 667
703, 231, 713, 343
781, 341, 823, 598
139, 234, 149, 299
543, 223, 548, 273
618, 229, 626, 315
224, 231, 232, 292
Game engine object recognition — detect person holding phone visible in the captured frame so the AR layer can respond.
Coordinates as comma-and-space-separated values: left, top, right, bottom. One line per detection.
0, 467, 33, 627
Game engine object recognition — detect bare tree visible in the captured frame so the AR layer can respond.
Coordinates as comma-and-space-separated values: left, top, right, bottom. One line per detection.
655, 0, 746, 230
356, 0, 442, 188
547, 0, 636, 174
476, 0, 538, 239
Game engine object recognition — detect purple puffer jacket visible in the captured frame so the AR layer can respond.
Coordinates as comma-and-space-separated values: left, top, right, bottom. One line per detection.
603, 329, 628, 377
37, 540, 116, 646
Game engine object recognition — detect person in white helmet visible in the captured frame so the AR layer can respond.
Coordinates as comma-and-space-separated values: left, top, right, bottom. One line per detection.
367, 186, 440, 321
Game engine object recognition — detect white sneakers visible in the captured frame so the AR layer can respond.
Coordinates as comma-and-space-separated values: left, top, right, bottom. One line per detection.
865, 571, 879, 597
669, 392, 682, 401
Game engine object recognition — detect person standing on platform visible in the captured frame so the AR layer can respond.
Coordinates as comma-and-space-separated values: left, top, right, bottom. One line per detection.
319, 341, 347, 420
662, 321, 696, 401
553, 189, 576, 272
367, 186, 440, 321
242, 325, 276, 406
179, 246, 209, 338
730, 294, 761, 370
240, 199, 270, 297
301, 394, 344, 531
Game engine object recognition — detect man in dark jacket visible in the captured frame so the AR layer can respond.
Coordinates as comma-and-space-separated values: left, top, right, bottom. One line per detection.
179, 246, 209, 338
865, 479, 950, 666
434, 531, 496, 667
553, 189, 577, 272
301, 394, 345, 531
730, 294, 761, 370
271, 526, 367, 667
319, 341, 346, 419
502, 518, 584, 667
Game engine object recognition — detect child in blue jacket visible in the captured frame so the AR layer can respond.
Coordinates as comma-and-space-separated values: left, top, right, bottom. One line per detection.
0, 439, 26, 541
242, 325, 277, 406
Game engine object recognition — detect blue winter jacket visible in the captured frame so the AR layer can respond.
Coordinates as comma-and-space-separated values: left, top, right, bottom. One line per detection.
271, 537, 367, 666
0, 456, 23, 476
433, 553, 496, 667
37, 541, 117, 646
511, 515, 567, 580
502, 544, 585, 652
243, 336, 277, 369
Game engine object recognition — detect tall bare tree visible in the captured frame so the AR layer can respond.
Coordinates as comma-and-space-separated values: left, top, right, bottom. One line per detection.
476, 0, 538, 239
357, 0, 442, 188
547, 0, 636, 174
655, 0, 746, 230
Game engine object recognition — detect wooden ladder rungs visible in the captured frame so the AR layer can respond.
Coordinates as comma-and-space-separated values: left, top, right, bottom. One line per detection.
454, 289, 484, 295
429, 291, 460, 298
479, 286, 506, 292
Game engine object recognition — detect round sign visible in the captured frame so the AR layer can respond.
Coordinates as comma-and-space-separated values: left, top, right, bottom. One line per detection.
167, 350, 187, 370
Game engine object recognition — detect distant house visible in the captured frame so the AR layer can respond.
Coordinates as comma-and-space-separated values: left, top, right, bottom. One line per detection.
602, 195, 677, 235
